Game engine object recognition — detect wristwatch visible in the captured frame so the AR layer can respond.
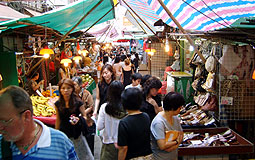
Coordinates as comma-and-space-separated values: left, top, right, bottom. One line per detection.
175, 140, 178, 145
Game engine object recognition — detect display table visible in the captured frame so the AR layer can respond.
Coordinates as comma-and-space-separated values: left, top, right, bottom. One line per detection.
166, 72, 194, 103
179, 127, 253, 156
34, 115, 56, 126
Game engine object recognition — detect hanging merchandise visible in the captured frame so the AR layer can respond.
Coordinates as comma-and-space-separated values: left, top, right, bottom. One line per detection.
201, 94, 218, 112
38, 37, 42, 48
202, 72, 216, 93
205, 46, 217, 73
194, 92, 210, 107
194, 65, 203, 78
219, 45, 242, 73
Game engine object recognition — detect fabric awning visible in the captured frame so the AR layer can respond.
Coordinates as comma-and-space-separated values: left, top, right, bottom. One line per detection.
0, 0, 115, 35
122, 0, 255, 31
0, 4, 28, 22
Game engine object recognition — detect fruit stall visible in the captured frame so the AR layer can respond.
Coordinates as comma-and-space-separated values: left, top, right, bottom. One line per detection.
31, 94, 58, 126
79, 74, 96, 94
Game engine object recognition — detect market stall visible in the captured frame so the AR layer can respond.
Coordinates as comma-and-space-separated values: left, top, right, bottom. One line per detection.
179, 128, 253, 156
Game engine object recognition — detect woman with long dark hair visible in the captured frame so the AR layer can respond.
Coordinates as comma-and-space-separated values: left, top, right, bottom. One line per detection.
97, 81, 126, 160
55, 78, 93, 160
93, 64, 115, 116
141, 76, 163, 122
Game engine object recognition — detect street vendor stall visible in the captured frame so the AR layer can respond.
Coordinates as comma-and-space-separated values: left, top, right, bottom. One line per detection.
179, 128, 254, 158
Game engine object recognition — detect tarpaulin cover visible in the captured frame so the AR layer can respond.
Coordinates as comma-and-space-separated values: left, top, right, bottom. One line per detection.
0, 0, 115, 34
123, 0, 255, 31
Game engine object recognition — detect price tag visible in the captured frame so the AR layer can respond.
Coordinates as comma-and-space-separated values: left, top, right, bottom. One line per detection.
221, 97, 233, 105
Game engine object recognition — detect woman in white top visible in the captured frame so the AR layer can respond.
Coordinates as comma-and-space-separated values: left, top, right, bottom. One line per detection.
97, 80, 127, 160
113, 56, 122, 80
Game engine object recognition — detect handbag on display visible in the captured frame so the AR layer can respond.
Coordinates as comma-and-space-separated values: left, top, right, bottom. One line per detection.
195, 65, 203, 78
194, 92, 210, 107
202, 72, 215, 92
205, 46, 217, 73
201, 94, 218, 111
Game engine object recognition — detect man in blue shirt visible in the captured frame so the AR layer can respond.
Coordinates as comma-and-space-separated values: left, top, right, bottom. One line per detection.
0, 85, 78, 160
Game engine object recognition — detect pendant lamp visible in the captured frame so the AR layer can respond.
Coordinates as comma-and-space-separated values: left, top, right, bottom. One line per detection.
73, 56, 82, 64
60, 58, 72, 67
39, 45, 54, 58
81, 49, 89, 57
145, 48, 156, 56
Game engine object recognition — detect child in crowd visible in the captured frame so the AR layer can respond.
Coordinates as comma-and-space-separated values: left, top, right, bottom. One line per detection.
125, 73, 142, 90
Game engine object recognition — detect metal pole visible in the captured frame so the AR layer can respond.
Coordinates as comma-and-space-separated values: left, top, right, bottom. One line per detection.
156, 0, 206, 63
127, 10, 147, 34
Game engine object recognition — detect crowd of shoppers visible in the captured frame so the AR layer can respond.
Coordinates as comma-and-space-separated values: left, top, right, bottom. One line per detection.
0, 50, 185, 160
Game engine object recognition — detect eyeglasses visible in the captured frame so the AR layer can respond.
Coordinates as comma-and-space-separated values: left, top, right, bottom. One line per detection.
0, 110, 28, 127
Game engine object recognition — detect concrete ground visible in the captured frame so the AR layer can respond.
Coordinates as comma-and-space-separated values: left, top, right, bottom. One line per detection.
92, 88, 102, 160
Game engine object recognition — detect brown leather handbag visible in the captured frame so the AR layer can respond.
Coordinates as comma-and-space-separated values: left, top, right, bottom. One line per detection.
201, 95, 218, 111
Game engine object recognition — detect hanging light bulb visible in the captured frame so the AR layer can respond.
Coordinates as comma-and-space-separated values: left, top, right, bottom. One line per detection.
60, 58, 72, 68
44, 54, 50, 59
189, 45, 194, 52
39, 45, 54, 59
165, 35, 170, 52
64, 62, 68, 67
73, 56, 82, 64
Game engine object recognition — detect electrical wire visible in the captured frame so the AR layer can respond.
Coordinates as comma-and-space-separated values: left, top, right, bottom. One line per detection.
181, 0, 230, 29
182, 0, 255, 38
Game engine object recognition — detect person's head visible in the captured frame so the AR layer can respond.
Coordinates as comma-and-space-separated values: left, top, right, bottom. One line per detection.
114, 55, 121, 64
100, 64, 115, 83
141, 74, 152, 88
120, 54, 127, 62
58, 78, 78, 112
121, 88, 143, 111
103, 56, 108, 65
163, 92, 185, 115
0, 86, 33, 142
124, 59, 130, 66
97, 56, 101, 61
131, 73, 142, 86
143, 77, 162, 97
135, 53, 139, 59
127, 54, 131, 59
105, 81, 125, 118
72, 76, 82, 94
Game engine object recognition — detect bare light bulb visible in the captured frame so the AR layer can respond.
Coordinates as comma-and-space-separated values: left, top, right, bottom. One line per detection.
148, 52, 154, 56
78, 50, 81, 54
189, 46, 194, 52
64, 62, 68, 67
165, 45, 170, 52
75, 59, 80, 64
44, 54, 49, 59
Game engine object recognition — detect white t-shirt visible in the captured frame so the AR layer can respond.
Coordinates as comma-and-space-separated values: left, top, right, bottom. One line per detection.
97, 103, 122, 144
125, 84, 142, 90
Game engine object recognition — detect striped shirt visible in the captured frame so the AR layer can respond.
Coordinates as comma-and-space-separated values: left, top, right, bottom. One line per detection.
0, 119, 79, 160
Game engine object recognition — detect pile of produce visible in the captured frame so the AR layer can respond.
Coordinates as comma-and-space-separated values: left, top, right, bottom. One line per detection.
30, 95, 56, 117
42, 90, 57, 97
80, 74, 94, 88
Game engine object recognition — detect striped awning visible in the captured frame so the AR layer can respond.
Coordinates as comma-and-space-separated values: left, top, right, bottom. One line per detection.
123, 0, 255, 31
